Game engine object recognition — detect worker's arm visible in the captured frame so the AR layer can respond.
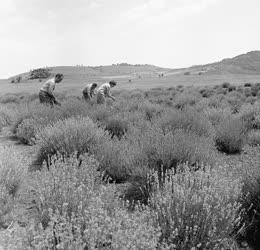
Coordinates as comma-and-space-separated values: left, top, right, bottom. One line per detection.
107, 88, 115, 101
109, 95, 115, 101
107, 91, 115, 100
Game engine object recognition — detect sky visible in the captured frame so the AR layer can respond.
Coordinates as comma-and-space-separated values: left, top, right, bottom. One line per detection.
0, 0, 260, 78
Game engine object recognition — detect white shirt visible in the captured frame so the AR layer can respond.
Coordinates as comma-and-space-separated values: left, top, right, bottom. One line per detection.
97, 83, 111, 97
40, 78, 56, 94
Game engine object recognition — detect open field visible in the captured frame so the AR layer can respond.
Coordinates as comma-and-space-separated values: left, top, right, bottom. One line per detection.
0, 79, 260, 249
1, 73, 260, 95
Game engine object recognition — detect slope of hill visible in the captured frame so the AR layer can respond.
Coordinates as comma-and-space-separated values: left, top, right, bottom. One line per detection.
9, 64, 170, 81
190, 51, 260, 74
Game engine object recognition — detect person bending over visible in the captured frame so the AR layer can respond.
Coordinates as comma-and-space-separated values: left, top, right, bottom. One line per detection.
39, 73, 64, 106
82, 83, 98, 101
96, 80, 117, 104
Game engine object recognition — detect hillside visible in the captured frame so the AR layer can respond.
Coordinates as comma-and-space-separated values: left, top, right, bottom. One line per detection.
7, 51, 260, 81
189, 51, 260, 74
9, 64, 170, 81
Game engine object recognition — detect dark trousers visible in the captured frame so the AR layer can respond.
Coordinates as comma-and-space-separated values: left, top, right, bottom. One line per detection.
39, 90, 57, 107
82, 91, 90, 101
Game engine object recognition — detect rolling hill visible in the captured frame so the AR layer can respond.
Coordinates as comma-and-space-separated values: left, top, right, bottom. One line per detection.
188, 51, 260, 75
10, 64, 170, 81
7, 51, 260, 81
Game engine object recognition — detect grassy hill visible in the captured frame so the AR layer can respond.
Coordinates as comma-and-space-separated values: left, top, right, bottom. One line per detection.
2, 51, 260, 96
8, 51, 260, 81
10, 64, 170, 81
189, 51, 260, 75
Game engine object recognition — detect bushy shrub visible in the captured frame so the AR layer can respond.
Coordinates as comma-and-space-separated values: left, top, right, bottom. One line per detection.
33, 116, 109, 169
216, 87, 228, 95
207, 94, 228, 109
244, 87, 252, 97
25, 154, 160, 249
251, 84, 259, 96
140, 128, 216, 171
97, 125, 216, 184
203, 107, 232, 126
244, 83, 252, 87
11, 102, 53, 135
159, 108, 214, 138
235, 146, 260, 248
215, 116, 246, 154
174, 93, 199, 109
222, 82, 231, 88
0, 146, 27, 228
149, 165, 242, 249
90, 105, 111, 123
239, 103, 260, 130
246, 96, 257, 105
11, 99, 93, 142
247, 130, 260, 146
139, 102, 164, 121
29, 68, 51, 80
228, 85, 236, 92
105, 117, 128, 139
16, 118, 41, 145
96, 138, 147, 182
0, 105, 17, 131
199, 88, 214, 98
0, 94, 20, 104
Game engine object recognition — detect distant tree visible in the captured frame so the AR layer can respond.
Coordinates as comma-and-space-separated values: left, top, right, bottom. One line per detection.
29, 68, 52, 80
184, 72, 190, 75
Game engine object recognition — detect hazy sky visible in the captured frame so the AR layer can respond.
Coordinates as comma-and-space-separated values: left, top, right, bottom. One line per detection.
0, 0, 259, 78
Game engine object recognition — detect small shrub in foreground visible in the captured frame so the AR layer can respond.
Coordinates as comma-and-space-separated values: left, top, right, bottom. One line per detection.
234, 146, 260, 248
150, 165, 243, 249
0, 146, 27, 228
96, 138, 147, 182
25, 154, 160, 249
239, 103, 260, 130
215, 116, 246, 154
16, 118, 41, 145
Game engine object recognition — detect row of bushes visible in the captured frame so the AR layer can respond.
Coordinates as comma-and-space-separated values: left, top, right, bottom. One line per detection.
9, 97, 259, 156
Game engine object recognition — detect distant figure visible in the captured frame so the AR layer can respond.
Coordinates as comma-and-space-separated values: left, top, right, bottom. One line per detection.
96, 80, 117, 104
82, 83, 98, 101
39, 73, 64, 106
